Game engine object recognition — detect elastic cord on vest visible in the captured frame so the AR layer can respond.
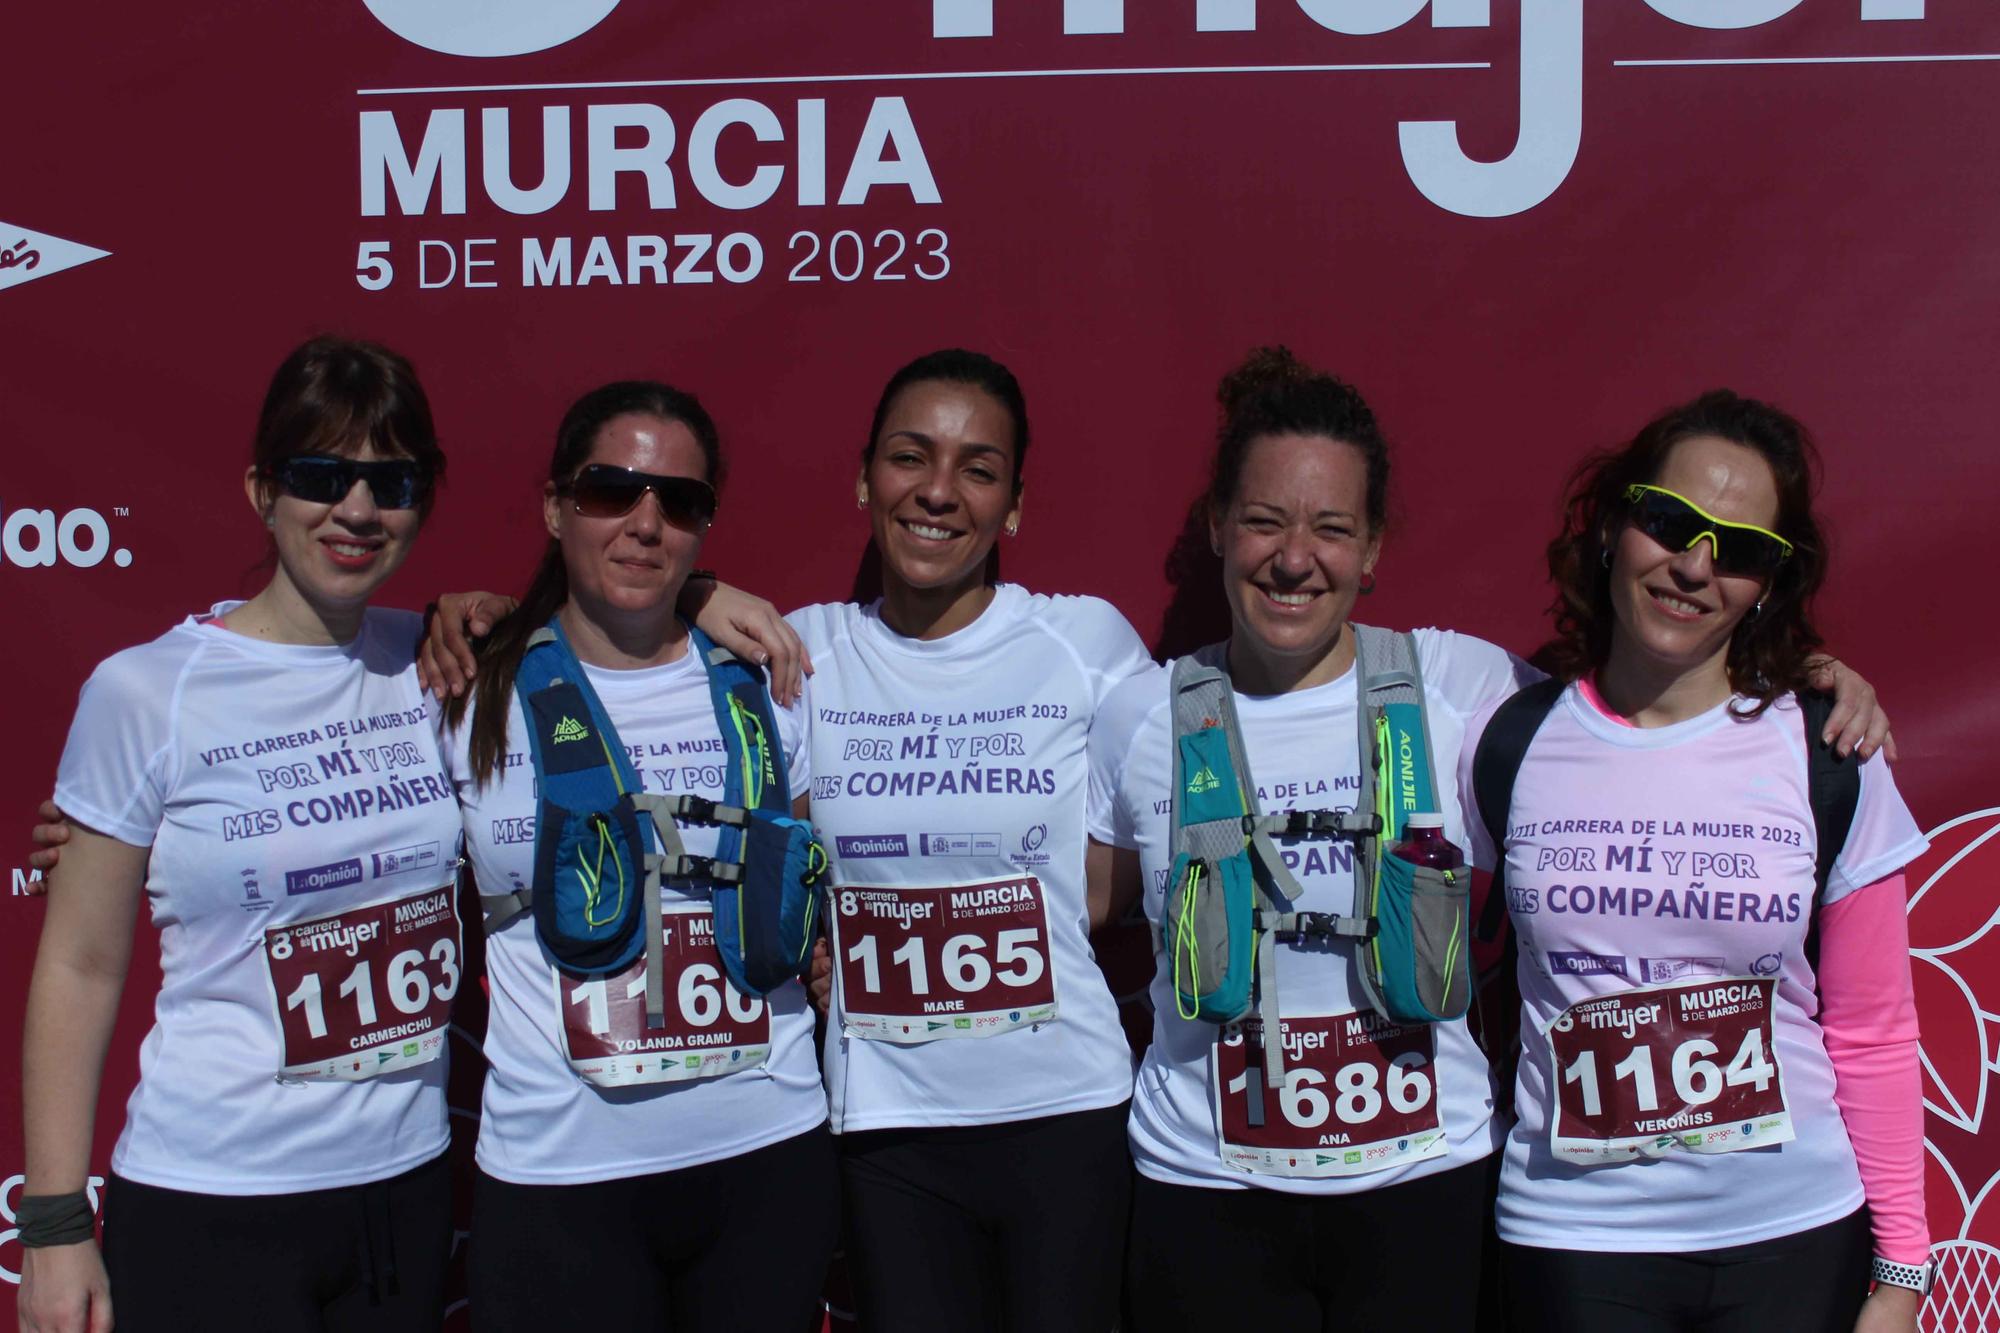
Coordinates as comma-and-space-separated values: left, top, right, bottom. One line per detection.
16, 1191, 95, 1248
1173, 861, 1204, 1021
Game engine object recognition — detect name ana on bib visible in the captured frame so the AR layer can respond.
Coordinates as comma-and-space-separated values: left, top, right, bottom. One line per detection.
1211, 1011, 1448, 1179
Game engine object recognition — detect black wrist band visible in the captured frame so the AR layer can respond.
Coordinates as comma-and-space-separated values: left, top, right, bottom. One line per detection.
17, 1190, 96, 1248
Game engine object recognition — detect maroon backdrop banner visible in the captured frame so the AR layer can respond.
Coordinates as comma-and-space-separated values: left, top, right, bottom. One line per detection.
5, 2, 1996, 1327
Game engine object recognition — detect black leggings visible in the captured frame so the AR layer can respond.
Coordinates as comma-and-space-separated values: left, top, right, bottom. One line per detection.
1125, 1155, 1494, 1333
1502, 1208, 1872, 1333
470, 1122, 839, 1333
100, 1151, 451, 1333
838, 1101, 1133, 1333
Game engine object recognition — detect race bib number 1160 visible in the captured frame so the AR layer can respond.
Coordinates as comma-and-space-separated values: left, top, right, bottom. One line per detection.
558, 903, 770, 1088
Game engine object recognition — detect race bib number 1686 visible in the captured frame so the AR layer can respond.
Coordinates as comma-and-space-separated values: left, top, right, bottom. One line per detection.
1212, 1012, 1447, 1179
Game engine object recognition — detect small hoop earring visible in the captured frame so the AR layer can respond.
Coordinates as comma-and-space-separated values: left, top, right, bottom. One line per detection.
1601, 548, 1612, 569
1358, 572, 1376, 595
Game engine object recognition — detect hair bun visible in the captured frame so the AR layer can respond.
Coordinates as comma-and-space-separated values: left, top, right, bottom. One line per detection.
1216, 345, 1314, 417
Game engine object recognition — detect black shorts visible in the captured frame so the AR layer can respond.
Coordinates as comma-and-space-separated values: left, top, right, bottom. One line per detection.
470, 1122, 839, 1333
1125, 1154, 1495, 1333
100, 1150, 452, 1333
1502, 1208, 1872, 1333
838, 1101, 1133, 1333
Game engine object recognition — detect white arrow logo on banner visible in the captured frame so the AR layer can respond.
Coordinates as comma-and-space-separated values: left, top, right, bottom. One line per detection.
0, 222, 110, 293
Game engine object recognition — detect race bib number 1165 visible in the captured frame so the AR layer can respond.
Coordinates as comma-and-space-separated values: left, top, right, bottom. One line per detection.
833, 877, 1057, 1042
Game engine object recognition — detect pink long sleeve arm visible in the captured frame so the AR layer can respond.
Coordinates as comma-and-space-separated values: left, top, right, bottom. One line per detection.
1814, 873, 1929, 1265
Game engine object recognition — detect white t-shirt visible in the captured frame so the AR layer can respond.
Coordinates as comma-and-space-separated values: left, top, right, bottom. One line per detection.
789, 585, 1154, 1132
1457, 685, 1930, 1251
53, 606, 457, 1195
448, 645, 822, 1185
1087, 628, 1538, 1193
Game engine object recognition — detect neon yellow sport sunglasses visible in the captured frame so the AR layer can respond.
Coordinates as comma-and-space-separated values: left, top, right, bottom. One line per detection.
1622, 484, 1793, 576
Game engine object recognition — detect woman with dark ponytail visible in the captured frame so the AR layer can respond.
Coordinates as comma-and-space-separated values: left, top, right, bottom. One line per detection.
440, 381, 838, 1332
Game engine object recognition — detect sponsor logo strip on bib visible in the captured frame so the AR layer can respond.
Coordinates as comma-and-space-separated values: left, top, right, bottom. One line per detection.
1212, 1012, 1447, 1179
832, 876, 1057, 1042
1546, 976, 1792, 1164
264, 883, 461, 1081
558, 902, 770, 1088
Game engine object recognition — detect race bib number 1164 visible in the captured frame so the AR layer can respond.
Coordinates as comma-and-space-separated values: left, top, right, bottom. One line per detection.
1546, 977, 1793, 1164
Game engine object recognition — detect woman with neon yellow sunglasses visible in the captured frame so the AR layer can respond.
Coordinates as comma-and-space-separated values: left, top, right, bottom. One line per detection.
1458, 390, 1931, 1333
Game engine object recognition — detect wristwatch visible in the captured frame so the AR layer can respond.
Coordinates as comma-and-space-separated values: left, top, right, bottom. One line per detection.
1871, 1255, 1934, 1295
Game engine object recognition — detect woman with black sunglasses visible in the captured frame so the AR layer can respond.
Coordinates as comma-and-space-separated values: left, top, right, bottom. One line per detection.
19, 337, 461, 1333
1456, 392, 1931, 1333
436, 381, 839, 1332
422, 350, 1151, 1333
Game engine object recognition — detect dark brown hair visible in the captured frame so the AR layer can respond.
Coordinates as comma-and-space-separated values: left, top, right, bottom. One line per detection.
1206, 346, 1389, 534
444, 380, 722, 785
1544, 389, 1828, 714
252, 335, 445, 519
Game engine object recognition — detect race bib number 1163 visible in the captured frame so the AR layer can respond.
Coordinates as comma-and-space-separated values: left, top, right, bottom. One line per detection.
264, 884, 460, 1081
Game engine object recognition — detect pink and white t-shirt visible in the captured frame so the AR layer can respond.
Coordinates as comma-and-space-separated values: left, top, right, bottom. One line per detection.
1458, 686, 1929, 1252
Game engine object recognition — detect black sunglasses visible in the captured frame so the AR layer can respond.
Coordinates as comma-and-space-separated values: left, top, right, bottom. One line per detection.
558, 464, 717, 527
266, 455, 431, 510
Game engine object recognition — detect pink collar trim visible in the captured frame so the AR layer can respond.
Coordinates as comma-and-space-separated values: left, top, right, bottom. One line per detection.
1576, 674, 1638, 728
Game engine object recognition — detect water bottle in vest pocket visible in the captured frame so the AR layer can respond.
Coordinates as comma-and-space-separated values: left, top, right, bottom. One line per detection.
1359, 818, 1471, 1024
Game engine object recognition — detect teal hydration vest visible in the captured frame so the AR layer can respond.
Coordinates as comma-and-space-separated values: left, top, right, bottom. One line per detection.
1164, 627, 1472, 1102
